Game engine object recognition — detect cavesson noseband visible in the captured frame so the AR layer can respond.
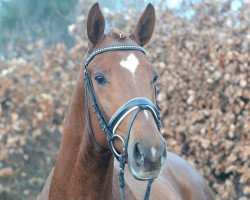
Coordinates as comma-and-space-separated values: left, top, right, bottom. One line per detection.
84, 44, 162, 200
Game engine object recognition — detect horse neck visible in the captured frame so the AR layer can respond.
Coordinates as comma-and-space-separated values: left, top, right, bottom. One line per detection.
49, 68, 114, 200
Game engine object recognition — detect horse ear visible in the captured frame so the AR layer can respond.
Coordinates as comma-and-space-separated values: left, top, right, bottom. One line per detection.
87, 3, 105, 46
131, 3, 156, 46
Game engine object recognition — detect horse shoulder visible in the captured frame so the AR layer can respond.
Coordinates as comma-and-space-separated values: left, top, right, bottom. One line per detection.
161, 152, 214, 200
37, 167, 54, 200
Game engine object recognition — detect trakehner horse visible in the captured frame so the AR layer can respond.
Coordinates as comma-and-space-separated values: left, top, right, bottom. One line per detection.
37, 3, 214, 200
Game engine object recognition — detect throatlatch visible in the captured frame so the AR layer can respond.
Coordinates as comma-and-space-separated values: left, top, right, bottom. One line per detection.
83, 44, 162, 200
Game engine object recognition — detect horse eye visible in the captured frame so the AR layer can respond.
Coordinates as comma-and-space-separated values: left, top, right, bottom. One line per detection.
152, 74, 159, 83
95, 74, 106, 85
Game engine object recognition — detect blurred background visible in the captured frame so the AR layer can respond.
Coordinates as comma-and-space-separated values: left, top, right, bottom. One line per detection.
0, 0, 249, 199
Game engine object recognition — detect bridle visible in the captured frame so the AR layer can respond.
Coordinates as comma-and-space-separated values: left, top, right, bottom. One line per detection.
84, 44, 162, 200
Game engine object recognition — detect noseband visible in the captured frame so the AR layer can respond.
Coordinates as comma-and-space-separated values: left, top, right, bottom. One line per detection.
84, 44, 162, 200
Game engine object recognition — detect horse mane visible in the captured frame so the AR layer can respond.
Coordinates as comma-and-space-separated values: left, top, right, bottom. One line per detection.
107, 28, 128, 40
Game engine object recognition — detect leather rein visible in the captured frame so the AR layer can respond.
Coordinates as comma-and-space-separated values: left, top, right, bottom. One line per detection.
83, 44, 162, 200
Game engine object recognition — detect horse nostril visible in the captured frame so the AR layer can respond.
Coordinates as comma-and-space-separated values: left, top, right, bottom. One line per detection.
163, 147, 167, 158
161, 147, 167, 165
133, 143, 144, 163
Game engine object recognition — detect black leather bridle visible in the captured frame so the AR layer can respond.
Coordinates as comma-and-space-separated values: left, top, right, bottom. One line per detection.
84, 44, 162, 200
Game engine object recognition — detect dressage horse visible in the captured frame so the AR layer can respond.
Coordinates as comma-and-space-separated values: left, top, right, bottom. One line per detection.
37, 3, 214, 200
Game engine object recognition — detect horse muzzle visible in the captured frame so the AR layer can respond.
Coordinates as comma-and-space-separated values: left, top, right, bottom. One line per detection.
128, 137, 167, 180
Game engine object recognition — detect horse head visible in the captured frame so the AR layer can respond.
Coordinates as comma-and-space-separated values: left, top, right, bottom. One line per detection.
85, 3, 167, 181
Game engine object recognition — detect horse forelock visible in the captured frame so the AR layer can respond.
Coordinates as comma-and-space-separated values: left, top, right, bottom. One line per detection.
107, 28, 128, 40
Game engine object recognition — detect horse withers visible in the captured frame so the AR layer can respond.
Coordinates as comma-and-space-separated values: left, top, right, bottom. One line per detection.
37, 3, 214, 200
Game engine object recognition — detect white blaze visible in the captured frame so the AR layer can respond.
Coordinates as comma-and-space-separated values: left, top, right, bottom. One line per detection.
120, 53, 139, 78
151, 148, 157, 158
144, 110, 149, 120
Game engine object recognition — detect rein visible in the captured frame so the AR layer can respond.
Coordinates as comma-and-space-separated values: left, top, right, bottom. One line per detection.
83, 44, 162, 200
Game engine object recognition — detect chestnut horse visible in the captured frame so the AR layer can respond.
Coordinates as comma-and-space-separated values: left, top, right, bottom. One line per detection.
37, 3, 214, 200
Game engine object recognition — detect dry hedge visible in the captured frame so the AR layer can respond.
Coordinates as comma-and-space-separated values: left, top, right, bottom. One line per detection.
0, 1, 249, 199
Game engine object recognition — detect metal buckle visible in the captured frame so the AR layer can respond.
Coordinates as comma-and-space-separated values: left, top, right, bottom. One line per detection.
109, 134, 125, 158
